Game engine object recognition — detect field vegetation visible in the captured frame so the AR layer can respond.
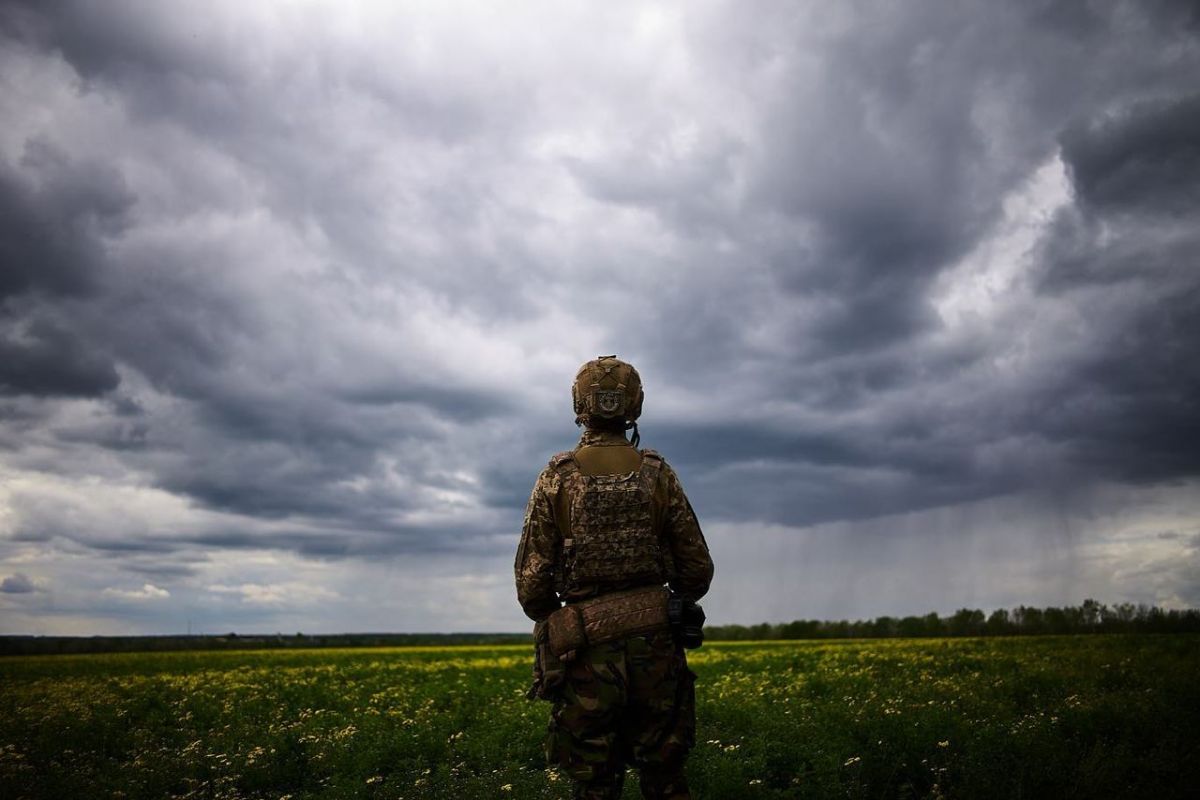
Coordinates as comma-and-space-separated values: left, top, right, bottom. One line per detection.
2, 635, 1197, 799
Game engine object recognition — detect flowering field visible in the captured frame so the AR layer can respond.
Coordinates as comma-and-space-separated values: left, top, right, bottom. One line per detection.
2, 636, 1197, 799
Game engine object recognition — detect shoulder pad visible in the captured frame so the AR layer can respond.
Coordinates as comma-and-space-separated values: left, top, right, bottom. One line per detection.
548, 451, 578, 476
639, 449, 666, 481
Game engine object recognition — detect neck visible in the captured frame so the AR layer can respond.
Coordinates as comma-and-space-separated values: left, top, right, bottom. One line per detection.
579, 427, 629, 447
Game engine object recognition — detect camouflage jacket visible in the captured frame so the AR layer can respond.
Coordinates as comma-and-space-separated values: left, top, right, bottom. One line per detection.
515, 429, 714, 622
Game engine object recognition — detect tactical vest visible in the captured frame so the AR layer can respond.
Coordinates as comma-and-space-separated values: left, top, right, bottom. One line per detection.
550, 449, 667, 595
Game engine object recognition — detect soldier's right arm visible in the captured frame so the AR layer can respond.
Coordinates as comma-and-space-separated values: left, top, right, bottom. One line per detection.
514, 468, 562, 622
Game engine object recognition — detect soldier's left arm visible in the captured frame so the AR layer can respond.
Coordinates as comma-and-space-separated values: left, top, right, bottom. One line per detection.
660, 463, 714, 602
514, 469, 563, 622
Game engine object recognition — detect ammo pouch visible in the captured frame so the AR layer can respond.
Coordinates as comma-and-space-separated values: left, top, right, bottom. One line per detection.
545, 586, 671, 662
668, 593, 706, 649
528, 619, 566, 701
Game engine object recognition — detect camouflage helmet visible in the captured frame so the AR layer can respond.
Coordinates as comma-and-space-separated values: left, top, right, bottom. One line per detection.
572, 355, 644, 426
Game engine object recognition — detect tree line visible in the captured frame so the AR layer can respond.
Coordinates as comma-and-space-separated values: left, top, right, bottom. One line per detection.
3, 600, 1198, 656
0, 632, 530, 657
705, 599, 1200, 640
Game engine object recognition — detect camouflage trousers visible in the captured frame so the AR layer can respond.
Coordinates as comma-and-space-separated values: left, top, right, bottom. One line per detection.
545, 630, 696, 800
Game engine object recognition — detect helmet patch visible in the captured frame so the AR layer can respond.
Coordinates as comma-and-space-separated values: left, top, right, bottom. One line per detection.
593, 389, 625, 416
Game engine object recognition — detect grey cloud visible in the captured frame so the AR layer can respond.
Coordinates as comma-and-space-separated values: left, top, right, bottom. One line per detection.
0, 3, 542, 541
0, 311, 120, 397
679, 1, 1198, 359
1021, 90, 1200, 486
0, 139, 131, 399
0, 398, 49, 448
119, 561, 200, 580
1061, 93, 1200, 215
335, 383, 516, 420
159, 456, 380, 520
1035, 286, 1200, 483
653, 421, 1009, 529
0, 572, 36, 593
108, 394, 144, 417
0, 141, 131, 301
180, 519, 507, 559
610, 1, 1200, 529
84, 539, 180, 555
562, 131, 744, 240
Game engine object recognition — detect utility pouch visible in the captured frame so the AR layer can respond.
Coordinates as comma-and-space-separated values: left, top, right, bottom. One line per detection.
545, 586, 672, 661
580, 586, 670, 645
668, 594, 706, 649
547, 604, 587, 662
528, 620, 566, 701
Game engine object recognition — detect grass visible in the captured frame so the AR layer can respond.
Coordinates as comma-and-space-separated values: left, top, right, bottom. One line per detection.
2, 635, 1198, 798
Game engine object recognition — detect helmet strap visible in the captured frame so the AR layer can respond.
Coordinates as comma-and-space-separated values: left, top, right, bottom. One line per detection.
627, 420, 640, 449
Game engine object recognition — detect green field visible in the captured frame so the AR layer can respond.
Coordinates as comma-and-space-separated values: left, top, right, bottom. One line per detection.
2, 636, 1197, 799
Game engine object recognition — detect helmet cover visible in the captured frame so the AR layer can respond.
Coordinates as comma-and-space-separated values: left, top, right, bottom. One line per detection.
572, 355, 644, 426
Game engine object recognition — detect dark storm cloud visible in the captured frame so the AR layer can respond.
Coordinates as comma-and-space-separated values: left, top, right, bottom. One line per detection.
713, 5, 1041, 354
0, 137, 132, 295
0, 6, 515, 549
1061, 93, 1200, 215
1037, 286, 1200, 483
0, 139, 130, 398
592, 1, 1200, 531
157, 449, 393, 521
650, 417, 1013, 528
1021, 92, 1200, 484
1, 0, 1199, 608
0, 312, 120, 397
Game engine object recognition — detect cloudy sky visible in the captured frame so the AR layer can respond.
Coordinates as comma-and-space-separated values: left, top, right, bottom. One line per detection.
2, 1, 1198, 635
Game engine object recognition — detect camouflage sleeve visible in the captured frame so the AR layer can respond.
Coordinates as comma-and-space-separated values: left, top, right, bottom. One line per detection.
514, 468, 562, 622
660, 463, 713, 602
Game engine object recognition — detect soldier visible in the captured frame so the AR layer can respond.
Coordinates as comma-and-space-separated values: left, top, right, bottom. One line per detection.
515, 355, 714, 800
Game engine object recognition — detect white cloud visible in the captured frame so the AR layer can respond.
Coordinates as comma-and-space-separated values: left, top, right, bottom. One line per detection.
102, 583, 170, 601
932, 154, 1072, 329
207, 582, 340, 607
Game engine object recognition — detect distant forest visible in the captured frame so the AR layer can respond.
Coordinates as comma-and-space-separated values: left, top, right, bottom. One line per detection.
0, 632, 530, 657
2, 600, 1197, 656
707, 599, 1200, 640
